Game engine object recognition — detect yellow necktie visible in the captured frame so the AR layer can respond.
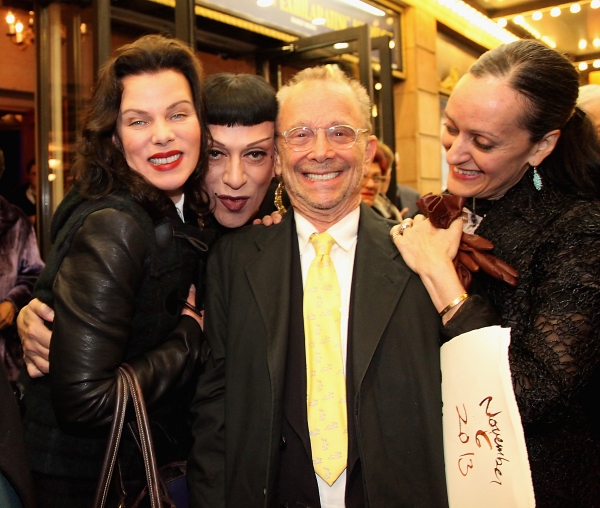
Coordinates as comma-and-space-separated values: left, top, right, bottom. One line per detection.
304, 232, 347, 486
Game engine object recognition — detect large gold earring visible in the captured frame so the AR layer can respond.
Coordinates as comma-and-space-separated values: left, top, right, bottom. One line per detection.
274, 181, 287, 215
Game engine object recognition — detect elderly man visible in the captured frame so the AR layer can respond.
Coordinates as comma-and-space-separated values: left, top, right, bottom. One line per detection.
189, 66, 456, 507
577, 84, 600, 138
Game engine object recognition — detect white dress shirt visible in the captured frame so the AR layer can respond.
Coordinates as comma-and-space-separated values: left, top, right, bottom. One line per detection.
294, 206, 360, 508
174, 194, 185, 222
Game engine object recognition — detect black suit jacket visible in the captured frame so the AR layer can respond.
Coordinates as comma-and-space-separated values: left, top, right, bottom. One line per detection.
189, 204, 449, 507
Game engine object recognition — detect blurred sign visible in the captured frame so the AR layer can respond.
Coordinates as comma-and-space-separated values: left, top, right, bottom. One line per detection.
199, 0, 399, 49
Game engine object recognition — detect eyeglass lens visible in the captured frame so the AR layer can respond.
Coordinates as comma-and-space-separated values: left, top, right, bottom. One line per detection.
285, 125, 359, 149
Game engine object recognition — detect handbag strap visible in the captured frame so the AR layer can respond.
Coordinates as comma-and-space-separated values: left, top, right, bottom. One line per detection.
93, 364, 173, 508
93, 367, 128, 508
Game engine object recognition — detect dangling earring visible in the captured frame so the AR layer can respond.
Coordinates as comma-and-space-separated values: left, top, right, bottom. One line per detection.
532, 166, 543, 191
274, 181, 287, 215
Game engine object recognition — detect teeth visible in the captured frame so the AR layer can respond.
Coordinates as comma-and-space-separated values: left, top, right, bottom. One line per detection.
454, 167, 478, 176
150, 153, 181, 166
305, 172, 340, 181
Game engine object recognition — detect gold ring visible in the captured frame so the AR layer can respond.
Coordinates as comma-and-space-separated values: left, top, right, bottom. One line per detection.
391, 231, 400, 241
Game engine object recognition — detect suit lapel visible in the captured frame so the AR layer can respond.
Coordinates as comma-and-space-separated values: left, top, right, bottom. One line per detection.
244, 214, 295, 416
350, 204, 413, 394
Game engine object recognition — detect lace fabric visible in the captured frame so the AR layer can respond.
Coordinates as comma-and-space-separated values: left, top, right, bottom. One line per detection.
473, 171, 600, 507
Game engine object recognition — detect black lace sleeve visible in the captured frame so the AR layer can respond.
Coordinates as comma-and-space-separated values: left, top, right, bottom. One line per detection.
505, 207, 600, 424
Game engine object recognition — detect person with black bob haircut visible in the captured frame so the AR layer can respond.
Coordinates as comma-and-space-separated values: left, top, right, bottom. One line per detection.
200, 72, 285, 231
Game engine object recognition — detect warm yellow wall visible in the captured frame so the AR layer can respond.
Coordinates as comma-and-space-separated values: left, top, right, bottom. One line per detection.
397, 0, 510, 51
391, 0, 507, 196
395, 6, 442, 195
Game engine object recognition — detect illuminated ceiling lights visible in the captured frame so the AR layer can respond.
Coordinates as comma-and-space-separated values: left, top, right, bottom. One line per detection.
437, 0, 518, 44
311, 1, 385, 25
493, 1, 600, 49
338, 0, 385, 16
513, 14, 556, 47
579, 38, 600, 70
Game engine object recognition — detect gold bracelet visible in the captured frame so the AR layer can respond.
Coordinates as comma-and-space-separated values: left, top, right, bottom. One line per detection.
439, 293, 468, 318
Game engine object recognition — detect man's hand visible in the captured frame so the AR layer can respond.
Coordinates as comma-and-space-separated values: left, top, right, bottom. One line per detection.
17, 298, 54, 378
0, 301, 16, 330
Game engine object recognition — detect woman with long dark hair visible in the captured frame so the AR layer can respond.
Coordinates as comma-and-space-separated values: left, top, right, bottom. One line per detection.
21, 34, 210, 506
393, 40, 600, 507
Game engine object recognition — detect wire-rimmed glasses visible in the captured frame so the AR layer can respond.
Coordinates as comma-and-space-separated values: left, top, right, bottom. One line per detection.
278, 125, 368, 152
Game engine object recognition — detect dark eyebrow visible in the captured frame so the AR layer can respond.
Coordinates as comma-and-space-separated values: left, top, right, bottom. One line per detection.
212, 136, 273, 149
120, 99, 194, 116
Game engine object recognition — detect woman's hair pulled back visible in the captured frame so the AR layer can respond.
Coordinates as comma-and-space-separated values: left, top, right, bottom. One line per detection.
470, 40, 600, 198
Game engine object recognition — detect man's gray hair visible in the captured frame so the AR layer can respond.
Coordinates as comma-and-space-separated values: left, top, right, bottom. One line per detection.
577, 84, 600, 110
276, 65, 372, 132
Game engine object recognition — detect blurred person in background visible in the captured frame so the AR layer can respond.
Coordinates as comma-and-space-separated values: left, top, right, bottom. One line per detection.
373, 141, 420, 219
0, 159, 43, 384
9, 159, 37, 226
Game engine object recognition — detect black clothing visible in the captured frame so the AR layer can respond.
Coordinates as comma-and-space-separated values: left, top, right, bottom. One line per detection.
22, 189, 206, 506
0, 362, 35, 508
190, 205, 460, 507
453, 170, 600, 507
7, 184, 35, 219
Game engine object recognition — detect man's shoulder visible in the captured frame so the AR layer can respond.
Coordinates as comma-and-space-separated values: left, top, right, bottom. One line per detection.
358, 203, 398, 235
212, 215, 292, 256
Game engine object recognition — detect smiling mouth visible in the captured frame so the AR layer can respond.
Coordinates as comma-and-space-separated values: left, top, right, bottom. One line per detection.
305, 172, 341, 182
149, 153, 182, 166
452, 165, 481, 176
217, 195, 249, 212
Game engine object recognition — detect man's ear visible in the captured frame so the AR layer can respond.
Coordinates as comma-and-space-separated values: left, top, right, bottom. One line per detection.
274, 151, 282, 177
363, 135, 378, 174
529, 130, 560, 167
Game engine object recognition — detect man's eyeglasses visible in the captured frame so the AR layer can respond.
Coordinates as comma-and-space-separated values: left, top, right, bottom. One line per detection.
278, 125, 368, 152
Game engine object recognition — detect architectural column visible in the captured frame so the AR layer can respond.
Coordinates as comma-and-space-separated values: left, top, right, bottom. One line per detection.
394, 6, 442, 196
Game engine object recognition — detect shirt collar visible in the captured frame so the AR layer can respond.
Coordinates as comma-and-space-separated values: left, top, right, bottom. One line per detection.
173, 194, 185, 222
295, 206, 360, 255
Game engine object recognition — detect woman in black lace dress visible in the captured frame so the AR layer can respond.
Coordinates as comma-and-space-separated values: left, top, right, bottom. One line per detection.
393, 40, 600, 507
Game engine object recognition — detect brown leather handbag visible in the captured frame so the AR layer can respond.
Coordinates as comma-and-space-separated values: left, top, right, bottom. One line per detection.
92, 363, 179, 508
